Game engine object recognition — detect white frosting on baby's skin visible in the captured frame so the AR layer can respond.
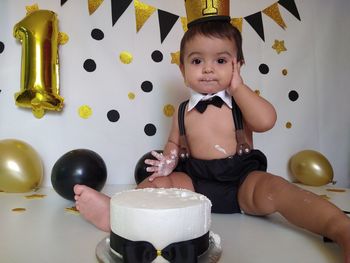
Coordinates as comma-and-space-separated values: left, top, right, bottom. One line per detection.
110, 188, 212, 262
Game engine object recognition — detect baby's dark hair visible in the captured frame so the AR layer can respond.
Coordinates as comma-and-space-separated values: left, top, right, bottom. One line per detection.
180, 21, 244, 65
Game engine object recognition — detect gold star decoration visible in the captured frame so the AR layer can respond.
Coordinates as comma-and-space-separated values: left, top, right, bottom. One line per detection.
272, 40, 287, 54
171, 51, 180, 66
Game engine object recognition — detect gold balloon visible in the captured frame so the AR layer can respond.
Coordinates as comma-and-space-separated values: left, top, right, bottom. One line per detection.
0, 139, 43, 192
13, 10, 64, 118
289, 150, 334, 186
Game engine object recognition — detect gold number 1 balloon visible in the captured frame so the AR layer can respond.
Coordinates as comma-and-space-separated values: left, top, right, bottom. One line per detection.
13, 10, 64, 118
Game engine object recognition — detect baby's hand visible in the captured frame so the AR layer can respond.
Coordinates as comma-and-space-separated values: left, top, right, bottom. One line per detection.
228, 57, 244, 95
144, 150, 178, 181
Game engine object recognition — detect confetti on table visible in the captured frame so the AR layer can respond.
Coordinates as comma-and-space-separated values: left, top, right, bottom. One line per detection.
326, 188, 346, 193
65, 206, 80, 215
12, 208, 26, 212
318, 194, 330, 200
25, 194, 47, 199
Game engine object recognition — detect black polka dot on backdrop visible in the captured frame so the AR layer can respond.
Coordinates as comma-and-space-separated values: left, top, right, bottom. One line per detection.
0, 41, 4, 53
151, 50, 163, 63
141, 81, 153, 93
91, 28, 104, 41
107, 110, 120, 122
83, 59, 96, 72
288, 90, 299, 101
259, 64, 269, 74
144, 123, 156, 136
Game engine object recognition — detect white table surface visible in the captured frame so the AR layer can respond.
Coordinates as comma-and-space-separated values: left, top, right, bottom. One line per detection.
1, 183, 349, 263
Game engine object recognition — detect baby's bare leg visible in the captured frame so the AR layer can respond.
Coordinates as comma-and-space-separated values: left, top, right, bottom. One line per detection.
238, 171, 350, 263
137, 172, 194, 191
74, 185, 111, 232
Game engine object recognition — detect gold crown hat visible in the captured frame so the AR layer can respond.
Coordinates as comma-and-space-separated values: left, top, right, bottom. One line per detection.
185, 0, 230, 27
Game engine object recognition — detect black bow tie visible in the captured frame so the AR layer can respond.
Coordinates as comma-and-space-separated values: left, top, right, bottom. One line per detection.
195, 96, 224, 113
110, 231, 209, 263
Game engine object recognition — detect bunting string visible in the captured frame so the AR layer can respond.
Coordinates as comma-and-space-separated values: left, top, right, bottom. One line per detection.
60, 0, 301, 42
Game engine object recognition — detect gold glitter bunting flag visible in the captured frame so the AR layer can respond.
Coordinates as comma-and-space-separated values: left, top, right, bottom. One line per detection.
134, 0, 156, 32
88, 0, 104, 15
231, 18, 243, 32
180, 17, 188, 32
263, 3, 286, 29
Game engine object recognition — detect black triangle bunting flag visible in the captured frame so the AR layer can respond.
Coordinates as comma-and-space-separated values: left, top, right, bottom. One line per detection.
111, 0, 133, 26
245, 12, 265, 41
61, 0, 68, 6
158, 9, 179, 43
278, 0, 301, 21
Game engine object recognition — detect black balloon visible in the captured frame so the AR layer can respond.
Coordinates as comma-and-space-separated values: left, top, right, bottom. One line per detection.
51, 149, 107, 201
134, 150, 162, 184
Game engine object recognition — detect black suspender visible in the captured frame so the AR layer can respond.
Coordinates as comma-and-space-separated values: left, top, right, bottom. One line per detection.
177, 97, 251, 157
178, 100, 190, 159
178, 100, 188, 137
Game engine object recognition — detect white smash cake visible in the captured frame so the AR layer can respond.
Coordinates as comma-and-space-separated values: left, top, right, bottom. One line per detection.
109, 188, 212, 263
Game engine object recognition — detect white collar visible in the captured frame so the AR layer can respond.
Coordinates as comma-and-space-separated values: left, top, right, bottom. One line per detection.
188, 89, 232, 112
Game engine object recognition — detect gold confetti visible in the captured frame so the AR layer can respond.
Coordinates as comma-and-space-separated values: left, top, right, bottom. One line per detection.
26, 3, 39, 15
319, 194, 330, 200
25, 194, 46, 199
285, 122, 292, 129
254, 90, 261, 96
282, 69, 288, 76
171, 51, 180, 66
12, 208, 26, 212
58, 32, 69, 45
163, 104, 175, 117
128, 92, 136, 100
120, 51, 133, 64
272, 40, 287, 54
65, 206, 80, 214
78, 105, 93, 119
326, 188, 346, 193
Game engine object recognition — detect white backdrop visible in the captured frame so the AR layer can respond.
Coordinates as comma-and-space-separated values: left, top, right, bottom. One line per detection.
0, 0, 349, 187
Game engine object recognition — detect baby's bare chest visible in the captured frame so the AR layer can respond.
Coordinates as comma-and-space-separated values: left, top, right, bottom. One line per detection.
185, 107, 236, 140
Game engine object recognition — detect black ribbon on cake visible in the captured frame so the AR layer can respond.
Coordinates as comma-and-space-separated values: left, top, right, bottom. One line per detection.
110, 231, 210, 263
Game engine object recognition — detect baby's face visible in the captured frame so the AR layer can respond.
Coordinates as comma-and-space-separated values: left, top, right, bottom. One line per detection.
180, 34, 237, 94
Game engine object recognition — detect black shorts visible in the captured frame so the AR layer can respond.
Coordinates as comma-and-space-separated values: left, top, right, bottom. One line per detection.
177, 150, 267, 213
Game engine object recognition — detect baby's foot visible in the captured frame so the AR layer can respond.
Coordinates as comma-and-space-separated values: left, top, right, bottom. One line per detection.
330, 220, 350, 263
74, 184, 111, 232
